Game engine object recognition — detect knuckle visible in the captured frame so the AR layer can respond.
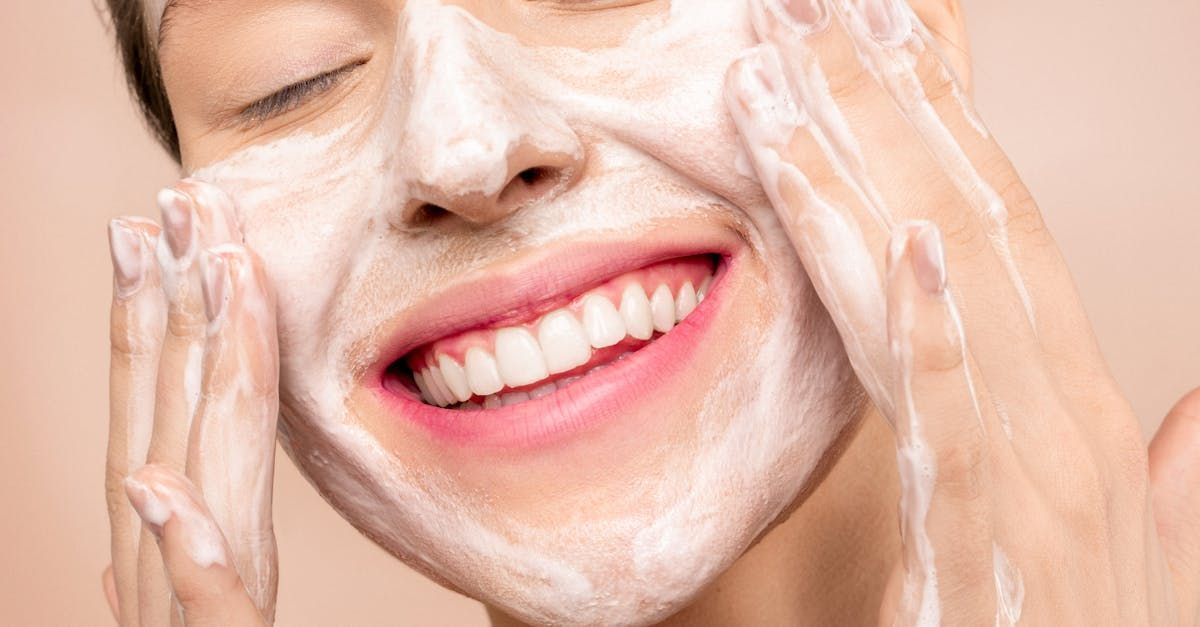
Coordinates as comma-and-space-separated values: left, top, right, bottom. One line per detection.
1053, 445, 1116, 534
779, 128, 839, 194
916, 55, 961, 110
909, 319, 965, 376
174, 565, 246, 610
993, 174, 1052, 245
935, 438, 989, 502
826, 62, 876, 106
110, 318, 159, 358
936, 207, 988, 263
972, 151, 1057, 254
940, 549, 995, 600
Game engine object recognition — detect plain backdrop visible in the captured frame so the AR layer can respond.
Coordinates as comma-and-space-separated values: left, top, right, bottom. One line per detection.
2, 2, 1197, 624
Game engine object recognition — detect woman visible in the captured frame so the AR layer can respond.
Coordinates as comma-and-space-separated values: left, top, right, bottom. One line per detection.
100, 0, 1200, 624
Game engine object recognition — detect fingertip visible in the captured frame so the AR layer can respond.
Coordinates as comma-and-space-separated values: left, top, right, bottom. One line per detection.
124, 466, 172, 539
101, 564, 119, 622
201, 243, 276, 318
176, 178, 240, 242
887, 221, 946, 295
122, 467, 258, 625
1169, 386, 1200, 422
200, 250, 231, 323
123, 466, 232, 568
1150, 387, 1200, 620
1150, 387, 1200, 476
108, 219, 147, 299
724, 43, 800, 145
886, 221, 964, 378
910, 223, 948, 295
157, 187, 196, 260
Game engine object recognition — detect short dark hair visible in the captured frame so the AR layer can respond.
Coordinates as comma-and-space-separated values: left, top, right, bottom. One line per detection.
102, 0, 181, 162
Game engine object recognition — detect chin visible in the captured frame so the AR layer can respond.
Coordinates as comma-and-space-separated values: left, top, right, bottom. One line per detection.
272, 210, 858, 625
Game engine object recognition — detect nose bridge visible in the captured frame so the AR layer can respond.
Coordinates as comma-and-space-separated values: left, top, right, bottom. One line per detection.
399, 6, 582, 224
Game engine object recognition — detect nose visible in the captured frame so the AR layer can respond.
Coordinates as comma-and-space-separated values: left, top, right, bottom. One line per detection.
399, 11, 583, 227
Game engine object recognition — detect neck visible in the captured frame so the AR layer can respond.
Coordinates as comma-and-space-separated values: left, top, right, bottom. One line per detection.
488, 410, 901, 626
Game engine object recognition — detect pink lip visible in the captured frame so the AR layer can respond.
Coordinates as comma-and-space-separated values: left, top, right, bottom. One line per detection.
367, 222, 745, 450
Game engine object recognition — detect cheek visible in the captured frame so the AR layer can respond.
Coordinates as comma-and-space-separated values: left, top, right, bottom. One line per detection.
182, 3, 859, 618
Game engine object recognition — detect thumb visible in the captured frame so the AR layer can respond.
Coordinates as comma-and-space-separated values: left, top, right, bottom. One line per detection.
1149, 386, 1200, 621
125, 465, 266, 627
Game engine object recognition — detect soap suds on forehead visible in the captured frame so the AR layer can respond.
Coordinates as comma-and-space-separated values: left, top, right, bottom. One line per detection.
190, 1, 855, 624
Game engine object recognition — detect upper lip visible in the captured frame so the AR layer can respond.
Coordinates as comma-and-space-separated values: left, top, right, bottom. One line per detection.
365, 217, 745, 387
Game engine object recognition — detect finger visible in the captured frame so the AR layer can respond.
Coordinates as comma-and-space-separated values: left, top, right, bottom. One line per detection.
726, 42, 896, 417
102, 565, 119, 623
838, 0, 1112, 394
886, 222, 997, 625
1149, 387, 1200, 619
743, 0, 1062, 452
829, 0, 1132, 456
140, 182, 238, 624
186, 245, 280, 620
125, 465, 266, 627
146, 181, 239, 469
107, 218, 165, 627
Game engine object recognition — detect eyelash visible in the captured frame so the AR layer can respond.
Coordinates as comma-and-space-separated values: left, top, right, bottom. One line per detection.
238, 61, 363, 126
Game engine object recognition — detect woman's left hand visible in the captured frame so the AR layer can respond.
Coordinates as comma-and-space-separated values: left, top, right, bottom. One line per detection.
725, 0, 1200, 624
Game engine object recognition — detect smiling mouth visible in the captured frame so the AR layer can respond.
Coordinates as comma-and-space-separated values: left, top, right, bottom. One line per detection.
384, 254, 720, 410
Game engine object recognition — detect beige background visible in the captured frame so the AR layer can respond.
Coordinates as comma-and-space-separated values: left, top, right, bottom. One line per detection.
1, 2, 1196, 624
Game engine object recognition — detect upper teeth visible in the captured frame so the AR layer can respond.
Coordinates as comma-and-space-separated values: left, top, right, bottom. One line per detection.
411, 273, 713, 408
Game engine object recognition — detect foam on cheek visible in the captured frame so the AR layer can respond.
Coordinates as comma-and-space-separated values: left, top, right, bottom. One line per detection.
192, 2, 854, 624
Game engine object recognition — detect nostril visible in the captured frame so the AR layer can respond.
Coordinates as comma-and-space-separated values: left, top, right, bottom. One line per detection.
518, 167, 548, 185
498, 167, 561, 208
413, 203, 450, 224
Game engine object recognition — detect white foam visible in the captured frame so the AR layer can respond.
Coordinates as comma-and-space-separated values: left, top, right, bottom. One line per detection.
186, 1, 858, 624
993, 543, 1025, 626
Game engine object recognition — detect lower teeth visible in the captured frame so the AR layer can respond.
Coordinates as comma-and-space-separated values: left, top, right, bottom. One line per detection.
442, 360, 606, 410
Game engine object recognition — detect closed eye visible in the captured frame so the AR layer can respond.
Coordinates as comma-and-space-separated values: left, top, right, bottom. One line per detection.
237, 60, 366, 126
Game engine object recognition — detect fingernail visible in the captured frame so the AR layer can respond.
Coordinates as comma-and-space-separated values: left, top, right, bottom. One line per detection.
108, 220, 145, 298
201, 251, 231, 322
911, 223, 948, 294
779, 0, 824, 30
157, 188, 194, 260
727, 45, 804, 141
124, 475, 168, 539
850, 0, 912, 46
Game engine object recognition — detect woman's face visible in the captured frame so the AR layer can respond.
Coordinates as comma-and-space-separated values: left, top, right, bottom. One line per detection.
157, 0, 858, 623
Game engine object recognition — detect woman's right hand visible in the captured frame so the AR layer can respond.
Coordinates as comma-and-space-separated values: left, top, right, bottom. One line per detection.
103, 181, 279, 626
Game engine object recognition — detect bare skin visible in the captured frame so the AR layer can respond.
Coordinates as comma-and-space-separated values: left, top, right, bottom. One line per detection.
103, 0, 1200, 625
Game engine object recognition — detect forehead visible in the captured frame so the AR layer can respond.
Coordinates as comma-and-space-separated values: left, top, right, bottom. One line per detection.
152, 0, 688, 56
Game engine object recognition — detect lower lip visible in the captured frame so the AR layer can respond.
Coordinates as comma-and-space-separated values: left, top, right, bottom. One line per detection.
372, 255, 733, 450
